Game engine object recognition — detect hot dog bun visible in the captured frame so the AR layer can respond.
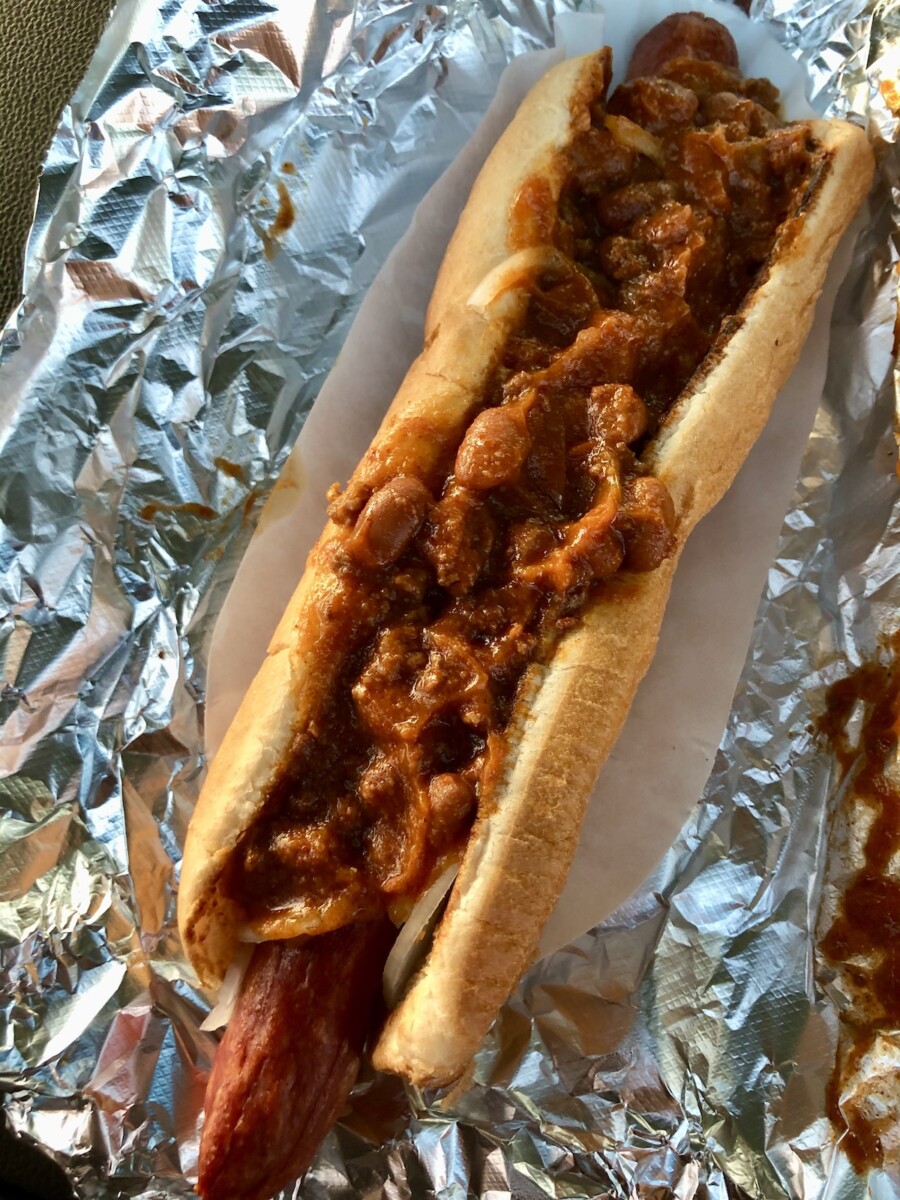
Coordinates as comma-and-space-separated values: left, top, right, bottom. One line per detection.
178, 50, 610, 987
179, 44, 874, 1089
374, 113, 873, 1086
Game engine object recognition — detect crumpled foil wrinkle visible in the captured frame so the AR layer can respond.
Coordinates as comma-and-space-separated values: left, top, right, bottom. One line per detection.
0, 0, 898, 1196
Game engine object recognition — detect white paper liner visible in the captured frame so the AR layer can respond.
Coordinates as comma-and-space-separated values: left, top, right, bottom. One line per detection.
204, 0, 854, 959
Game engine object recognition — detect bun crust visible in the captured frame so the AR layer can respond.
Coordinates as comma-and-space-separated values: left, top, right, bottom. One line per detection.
178, 47, 874, 1085
178, 50, 615, 987
374, 118, 874, 1085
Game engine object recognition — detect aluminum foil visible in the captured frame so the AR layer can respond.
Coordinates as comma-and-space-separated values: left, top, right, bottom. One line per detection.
0, 0, 897, 1196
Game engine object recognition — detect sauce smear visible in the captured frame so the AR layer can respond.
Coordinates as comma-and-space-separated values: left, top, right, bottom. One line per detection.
819, 629, 900, 1171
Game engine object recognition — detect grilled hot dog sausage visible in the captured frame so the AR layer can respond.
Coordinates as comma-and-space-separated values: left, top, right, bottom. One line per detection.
199, 921, 394, 1200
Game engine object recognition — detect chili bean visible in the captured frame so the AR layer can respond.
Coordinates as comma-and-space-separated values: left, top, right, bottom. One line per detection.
608, 77, 699, 135
589, 384, 649, 447
347, 475, 431, 569
626, 13, 739, 81
428, 773, 476, 848
455, 407, 530, 490
616, 475, 676, 572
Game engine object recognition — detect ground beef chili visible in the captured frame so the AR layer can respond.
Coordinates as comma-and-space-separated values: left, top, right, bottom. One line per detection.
225, 37, 820, 927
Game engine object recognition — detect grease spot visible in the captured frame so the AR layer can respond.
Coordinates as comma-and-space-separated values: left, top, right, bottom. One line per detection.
139, 501, 217, 523
214, 456, 246, 482
263, 180, 296, 259
255, 453, 306, 535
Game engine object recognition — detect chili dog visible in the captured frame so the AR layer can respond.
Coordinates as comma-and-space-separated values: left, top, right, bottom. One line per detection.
179, 12, 874, 1198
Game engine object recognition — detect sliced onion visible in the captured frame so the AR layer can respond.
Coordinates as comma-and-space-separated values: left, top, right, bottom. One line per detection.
382, 864, 459, 1009
199, 943, 253, 1032
200, 866, 458, 1029
604, 115, 666, 168
466, 247, 572, 318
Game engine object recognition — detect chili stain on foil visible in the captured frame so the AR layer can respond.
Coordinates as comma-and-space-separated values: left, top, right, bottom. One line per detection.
262, 180, 296, 259
213, 456, 246, 482
139, 500, 217, 522
818, 629, 900, 1172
